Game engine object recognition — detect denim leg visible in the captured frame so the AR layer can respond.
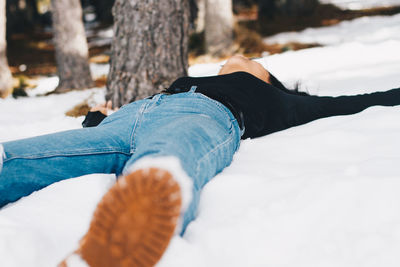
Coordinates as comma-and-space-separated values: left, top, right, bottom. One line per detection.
122, 92, 242, 234
0, 100, 147, 208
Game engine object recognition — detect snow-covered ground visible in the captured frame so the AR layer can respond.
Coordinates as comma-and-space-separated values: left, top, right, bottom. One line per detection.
1, 11, 400, 267
265, 13, 400, 46
321, 0, 400, 10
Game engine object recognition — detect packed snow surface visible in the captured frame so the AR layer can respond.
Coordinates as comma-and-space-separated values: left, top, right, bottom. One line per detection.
265, 13, 400, 46
321, 0, 400, 10
1, 13, 400, 267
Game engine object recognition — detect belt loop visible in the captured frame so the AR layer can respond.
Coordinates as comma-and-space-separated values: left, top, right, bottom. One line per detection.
189, 85, 197, 93
151, 93, 162, 102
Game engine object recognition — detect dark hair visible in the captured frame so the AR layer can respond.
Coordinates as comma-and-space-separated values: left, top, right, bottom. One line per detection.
269, 72, 310, 96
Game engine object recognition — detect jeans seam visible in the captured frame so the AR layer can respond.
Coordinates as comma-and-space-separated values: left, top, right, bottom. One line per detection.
3, 150, 132, 162
198, 93, 243, 139
194, 93, 237, 124
0, 144, 4, 172
130, 102, 149, 153
143, 94, 163, 113
195, 134, 234, 176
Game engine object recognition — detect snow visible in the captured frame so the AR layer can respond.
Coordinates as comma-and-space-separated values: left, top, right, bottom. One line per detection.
89, 63, 109, 78
261, 41, 400, 96
321, 0, 400, 10
86, 27, 113, 48
264, 14, 400, 46
0, 87, 105, 142
263, 14, 400, 96
1, 11, 400, 267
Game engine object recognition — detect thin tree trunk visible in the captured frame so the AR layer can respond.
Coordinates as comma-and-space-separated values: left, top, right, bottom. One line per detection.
0, 0, 12, 98
193, 0, 205, 33
107, 0, 189, 106
205, 0, 234, 56
51, 0, 93, 93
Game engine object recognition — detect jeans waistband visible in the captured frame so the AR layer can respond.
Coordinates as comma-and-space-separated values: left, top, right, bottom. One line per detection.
161, 87, 245, 131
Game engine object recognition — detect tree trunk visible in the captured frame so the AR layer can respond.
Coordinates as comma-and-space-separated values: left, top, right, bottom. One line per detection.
107, 0, 189, 106
0, 0, 12, 98
204, 0, 234, 56
51, 0, 93, 93
192, 0, 205, 33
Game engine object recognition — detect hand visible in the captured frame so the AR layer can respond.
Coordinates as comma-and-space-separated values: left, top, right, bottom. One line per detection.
90, 100, 119, 116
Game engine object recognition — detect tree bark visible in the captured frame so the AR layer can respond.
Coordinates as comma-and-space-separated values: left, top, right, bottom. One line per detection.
107, 0, 189, 106
204, 0, 234, 56
51, 0, 93, 93
0, 0, 12, 98
192, 0, 205, 33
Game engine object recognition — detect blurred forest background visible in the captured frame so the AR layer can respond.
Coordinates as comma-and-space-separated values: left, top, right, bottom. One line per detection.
1, 0, 400, 108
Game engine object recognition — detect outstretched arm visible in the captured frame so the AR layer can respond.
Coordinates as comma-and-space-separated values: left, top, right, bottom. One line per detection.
256, 86, 400, 138
291, 87, 400, 127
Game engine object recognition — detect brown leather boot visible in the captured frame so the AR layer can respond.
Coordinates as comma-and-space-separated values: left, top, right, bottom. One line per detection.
60, 168, 182, 267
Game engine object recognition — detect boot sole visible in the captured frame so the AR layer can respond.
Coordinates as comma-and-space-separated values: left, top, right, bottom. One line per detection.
72, 168, 181, 267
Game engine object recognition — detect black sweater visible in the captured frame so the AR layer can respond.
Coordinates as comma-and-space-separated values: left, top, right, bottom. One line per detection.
83, 72, 400, 139
165, 71, 291, 139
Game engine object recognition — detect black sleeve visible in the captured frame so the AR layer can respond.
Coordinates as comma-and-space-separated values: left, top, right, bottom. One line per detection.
82, 111, 107, 128
264, 87, 400, 136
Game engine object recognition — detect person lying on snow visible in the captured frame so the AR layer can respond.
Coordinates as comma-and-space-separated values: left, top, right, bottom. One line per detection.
1, 55, 399, 267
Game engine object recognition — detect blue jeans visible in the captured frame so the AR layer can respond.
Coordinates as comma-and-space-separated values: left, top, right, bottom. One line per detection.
0, 87, 242, 233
